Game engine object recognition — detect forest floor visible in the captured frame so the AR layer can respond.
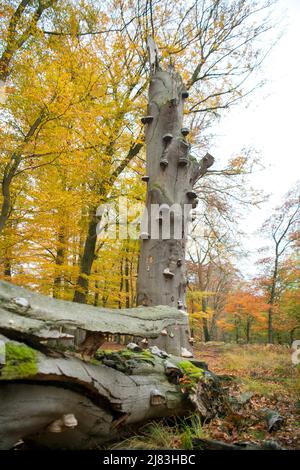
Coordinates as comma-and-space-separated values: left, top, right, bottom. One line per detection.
194, 342, 300, 450
110, 342, 300, 450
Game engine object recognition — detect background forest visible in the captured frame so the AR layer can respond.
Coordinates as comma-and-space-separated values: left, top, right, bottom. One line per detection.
0, 0, 299, 347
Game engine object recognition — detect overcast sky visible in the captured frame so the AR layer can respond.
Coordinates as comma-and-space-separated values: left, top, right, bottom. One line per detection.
209, 0, 300, 278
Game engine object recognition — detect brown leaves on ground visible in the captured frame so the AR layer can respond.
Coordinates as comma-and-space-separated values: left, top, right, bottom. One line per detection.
195, 342, 300, 449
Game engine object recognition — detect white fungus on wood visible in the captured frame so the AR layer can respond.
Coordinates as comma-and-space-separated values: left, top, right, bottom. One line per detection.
181, 347, 193, 358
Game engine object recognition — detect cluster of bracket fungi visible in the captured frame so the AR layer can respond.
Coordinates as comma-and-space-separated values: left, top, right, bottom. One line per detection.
141, 86, 199, 212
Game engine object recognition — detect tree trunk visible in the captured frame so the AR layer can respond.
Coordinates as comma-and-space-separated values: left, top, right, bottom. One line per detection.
73, 208, 98, 304
246, 318, 251, 343
268, 247, 279, 344
125, 250, 130, 308
0, 158, 19, 234
202, 317, 210, 343
235, 323, 240, 343
136, 67, 194, 306
0, 339, 225, 450
201, 292, 210, 343
93, 275, 100, 306
53, 225, 66, 299
197, 264, 210, 343
137, 49, 212, 354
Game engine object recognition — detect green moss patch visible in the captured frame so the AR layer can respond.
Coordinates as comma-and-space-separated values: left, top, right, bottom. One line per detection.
94, 349, 155, 373
0, 343, 38, 380
178, 360, 204, 390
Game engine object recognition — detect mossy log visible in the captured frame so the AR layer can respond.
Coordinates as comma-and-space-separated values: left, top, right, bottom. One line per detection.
0, 334, 227, 450
0, 281, 227, 449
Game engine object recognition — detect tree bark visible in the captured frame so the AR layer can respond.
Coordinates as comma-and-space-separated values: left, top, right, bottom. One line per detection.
198, 264, 210, 342
0, 337, 225, 450
53, 225, 66, 298
268, 252, 278, 344
137, 67, 200, 308
0, 339, 191, 450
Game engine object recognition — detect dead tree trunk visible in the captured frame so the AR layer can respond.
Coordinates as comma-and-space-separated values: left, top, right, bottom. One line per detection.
0, 280, 191, 356
0, 281, 227, 450
137, 38, 213, 355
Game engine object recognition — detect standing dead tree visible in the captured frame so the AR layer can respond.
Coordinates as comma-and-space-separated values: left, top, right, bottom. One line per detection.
137, 37, 214, 354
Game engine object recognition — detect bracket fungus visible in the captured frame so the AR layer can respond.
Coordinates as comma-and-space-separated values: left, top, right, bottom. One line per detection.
181, 127, 190, 137
47, 414, 78, 433
150, 389, 166, 406
163, 268, 174, 279
140, 232, 150, 240
141, 115, 154, 124
181, 347, 193, 358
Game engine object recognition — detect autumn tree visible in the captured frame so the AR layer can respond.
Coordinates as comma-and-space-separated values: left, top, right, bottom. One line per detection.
272, 254, 300, 343
186, 205, 240, 342
223, 288, 268, 343
0, 0, 59, 233
258, 183, 300, 343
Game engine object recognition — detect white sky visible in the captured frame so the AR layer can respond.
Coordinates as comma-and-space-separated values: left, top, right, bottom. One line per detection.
209, 0, 300, 278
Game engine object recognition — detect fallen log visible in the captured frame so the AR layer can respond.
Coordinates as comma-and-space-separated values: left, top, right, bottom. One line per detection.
0, 281, 228, 449
0, 280, 192, 356
0, 335, 227, 449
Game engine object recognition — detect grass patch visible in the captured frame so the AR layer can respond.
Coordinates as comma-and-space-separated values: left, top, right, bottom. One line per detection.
110, 415, 205, 450
241, 378, 287, 397
209, 344, 299, 398
222, 346, 291, 375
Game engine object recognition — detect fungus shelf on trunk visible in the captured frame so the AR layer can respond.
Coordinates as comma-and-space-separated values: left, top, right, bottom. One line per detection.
141, 115, 154, 124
